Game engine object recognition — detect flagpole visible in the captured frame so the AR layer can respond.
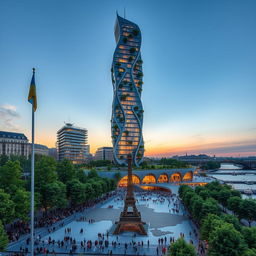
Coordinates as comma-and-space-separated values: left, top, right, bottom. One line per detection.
30, 75, 35, 256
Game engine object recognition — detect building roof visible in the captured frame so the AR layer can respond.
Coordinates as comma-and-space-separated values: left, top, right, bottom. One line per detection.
34, 144, 49, 150
0, 131, 28, 140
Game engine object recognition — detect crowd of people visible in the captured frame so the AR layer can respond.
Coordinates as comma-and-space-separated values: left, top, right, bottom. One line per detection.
6, 190, 118, 243
7, 189, 202, 256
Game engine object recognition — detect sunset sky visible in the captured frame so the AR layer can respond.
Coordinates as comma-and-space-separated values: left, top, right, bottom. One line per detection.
0, 0, 255, 157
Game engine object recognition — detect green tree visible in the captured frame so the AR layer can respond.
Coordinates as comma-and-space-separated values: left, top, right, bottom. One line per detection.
12, 189, 30, 221
200, 214, 223, 241
244, 249, 256, 256
35, 156, 57, 193
220, 214, 241, 232
239, 199, 256, 226
169, 238, 196, 256
84, 182, 93, 200
191, 196, 204, 222
67, 179, 86, 205
227, 196, 242, 215
41, 181, 67, 212
242, 227, 256, 249
208, 223, 246, 256
75, 167, 87, 183
0, 160, 23, 194
218, 188, 232, 208
0, 220, 8, 251
0, 189, 15, 224
56, 159, 75, 184
200, 198, 221, 221
0, 155, 9, 166
87, 169, 98, 179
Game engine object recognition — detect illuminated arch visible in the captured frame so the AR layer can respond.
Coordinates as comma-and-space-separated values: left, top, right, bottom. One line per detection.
170, 172, 181, 182
118, 174, 140, 187
142, 174, 156, 184
183, 171, 193, 181
157, 173, 168, 183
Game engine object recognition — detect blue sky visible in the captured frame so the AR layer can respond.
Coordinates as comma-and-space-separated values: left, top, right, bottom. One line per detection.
0, 0, 255, 156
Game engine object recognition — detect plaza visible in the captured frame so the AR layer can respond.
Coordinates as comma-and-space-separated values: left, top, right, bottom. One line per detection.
8, 189, 199, 255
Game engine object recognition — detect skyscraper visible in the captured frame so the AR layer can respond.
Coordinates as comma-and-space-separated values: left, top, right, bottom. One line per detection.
111, 14, 144, 167
57, 123, 88, 164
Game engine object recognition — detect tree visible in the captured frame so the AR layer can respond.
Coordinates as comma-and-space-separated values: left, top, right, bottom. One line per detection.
75, 167, 87, 183
35, 156, 57, 193
0, 155, 9, 166
199, 190, 211, 200
200, 198, 221, 221
220, 214, 241, 232
41, 181, 67, 212
244, 249, 256, 256
56, 159, 75, 184
84, 183, 93, 201
0, 220, 8, 251
242, 227, 256, 249
200, 214, 223, 241
12, 189, 30, 221
66, 179, 86, 205
239, 199, 256, 226
208, 223, 246, 256
87, 169, 98, 179
218, 188, 232, 208
183, 191, 196, 206
0, 160, 23, 194
169, 238, 196, 256
0, 189, 15, 224
191, 196, 204, 222
227, 196, 242, 215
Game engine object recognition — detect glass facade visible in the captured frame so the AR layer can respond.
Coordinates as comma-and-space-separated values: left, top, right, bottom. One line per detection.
111, 14, 144, 167
57, 123, 88, 164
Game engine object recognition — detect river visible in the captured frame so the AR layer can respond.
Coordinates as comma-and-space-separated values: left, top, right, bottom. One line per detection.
208, 163, 256, 199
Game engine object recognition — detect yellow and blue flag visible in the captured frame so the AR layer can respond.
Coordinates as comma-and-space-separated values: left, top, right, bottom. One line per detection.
28, 68, 37, 111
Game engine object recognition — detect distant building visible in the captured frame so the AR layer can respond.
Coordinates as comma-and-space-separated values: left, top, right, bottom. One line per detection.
0, 131, 30, 158
57, 123, 88, 164
94, 147, 113, 161
31, 144, 49, 156
48, 148, 57, 160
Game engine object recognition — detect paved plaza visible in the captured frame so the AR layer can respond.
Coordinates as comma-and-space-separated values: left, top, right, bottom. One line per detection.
7, 190, 199, 255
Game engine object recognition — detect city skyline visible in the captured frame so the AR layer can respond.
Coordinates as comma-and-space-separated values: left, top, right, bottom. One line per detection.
0, 0, 256, 157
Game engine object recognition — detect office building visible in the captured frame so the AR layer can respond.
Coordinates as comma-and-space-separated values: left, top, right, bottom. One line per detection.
57, 123, 88, 164
111, 14, 144, 166
94, 147, 114, 161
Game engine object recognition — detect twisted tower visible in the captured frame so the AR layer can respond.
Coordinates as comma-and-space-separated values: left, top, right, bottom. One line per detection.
111, 14, 144, 167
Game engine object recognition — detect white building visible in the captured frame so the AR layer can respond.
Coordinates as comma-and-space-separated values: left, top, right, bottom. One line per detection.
0, 131, 30, 158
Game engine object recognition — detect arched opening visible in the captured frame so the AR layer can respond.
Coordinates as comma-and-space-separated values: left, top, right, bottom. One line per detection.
157, 174, 168, 183
170, 172, 181, 182
140, 185, 171, 192
118, 175, 140, 187
183, 171, 193, 181
142, 174, 156, 184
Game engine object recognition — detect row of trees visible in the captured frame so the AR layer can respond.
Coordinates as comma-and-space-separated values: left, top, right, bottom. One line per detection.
179, 182, 256, 256
0, 155, 117, 250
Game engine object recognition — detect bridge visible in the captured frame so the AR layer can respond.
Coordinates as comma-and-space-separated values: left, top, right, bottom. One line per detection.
85, 168, 197, 187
